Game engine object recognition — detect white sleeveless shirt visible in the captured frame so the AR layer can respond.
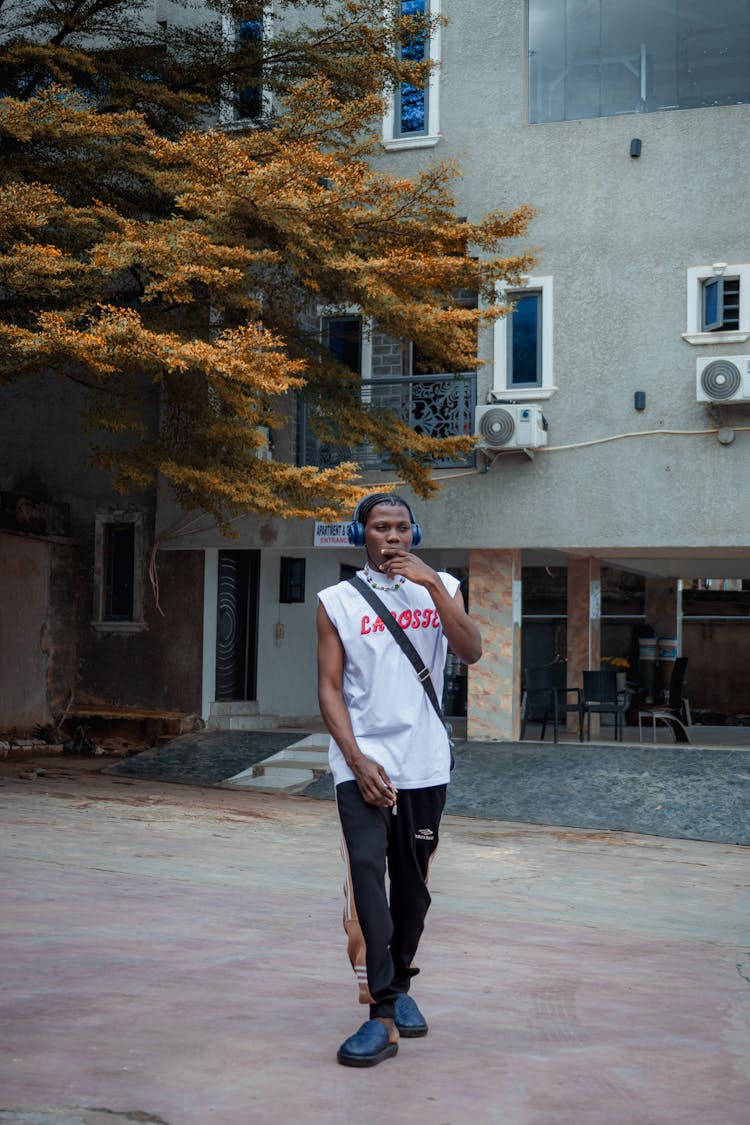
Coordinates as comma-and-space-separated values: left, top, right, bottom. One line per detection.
317, 569, 460, 789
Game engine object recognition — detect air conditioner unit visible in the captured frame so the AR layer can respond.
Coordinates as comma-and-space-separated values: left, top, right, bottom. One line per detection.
474, 404, 548, 450
696, 356, 750, 403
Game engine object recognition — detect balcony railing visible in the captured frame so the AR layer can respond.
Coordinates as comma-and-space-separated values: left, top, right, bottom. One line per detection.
299, 371, 477, 470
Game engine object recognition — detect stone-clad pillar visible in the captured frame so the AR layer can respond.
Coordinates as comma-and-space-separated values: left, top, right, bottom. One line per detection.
466, 549, 522, 742
567, 558, 601, 736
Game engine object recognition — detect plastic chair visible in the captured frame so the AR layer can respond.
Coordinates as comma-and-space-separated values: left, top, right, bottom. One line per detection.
521, 664, 585, 743
581, 670, 629, 741
637, 657, 691, 744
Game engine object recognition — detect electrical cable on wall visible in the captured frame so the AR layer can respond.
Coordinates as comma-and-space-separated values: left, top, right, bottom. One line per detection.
148, 422, 750, 612
383, 423, 750, 485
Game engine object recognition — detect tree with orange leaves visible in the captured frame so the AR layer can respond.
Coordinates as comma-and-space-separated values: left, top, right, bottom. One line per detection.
0, 1, 535, 526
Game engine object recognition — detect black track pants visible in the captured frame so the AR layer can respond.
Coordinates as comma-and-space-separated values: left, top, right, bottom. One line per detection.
335, 780, 446, 1020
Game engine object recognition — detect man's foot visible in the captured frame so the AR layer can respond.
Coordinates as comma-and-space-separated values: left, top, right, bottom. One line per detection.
394, 994, 428, 1037
336, 1019, 399, 1067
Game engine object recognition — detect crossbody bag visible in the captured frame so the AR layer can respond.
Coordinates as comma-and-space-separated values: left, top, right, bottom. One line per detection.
348, 575, 455, 763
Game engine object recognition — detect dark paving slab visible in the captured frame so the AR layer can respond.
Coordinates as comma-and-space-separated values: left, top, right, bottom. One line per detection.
301, 739, 750, 845
103, 729, 750, 844
104, 729, 307, 786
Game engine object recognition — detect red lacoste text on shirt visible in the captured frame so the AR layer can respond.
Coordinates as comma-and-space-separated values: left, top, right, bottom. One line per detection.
360, 609, 441, 634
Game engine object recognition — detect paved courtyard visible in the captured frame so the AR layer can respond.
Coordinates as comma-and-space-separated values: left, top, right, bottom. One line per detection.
1, 759, 749, 1125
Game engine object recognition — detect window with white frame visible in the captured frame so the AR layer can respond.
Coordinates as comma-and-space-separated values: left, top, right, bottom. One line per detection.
382, 0, 441, 150
492, 277, 555, 398
92, 512, 145, 631
219, 8, 268, 126
683, 264, 750, 344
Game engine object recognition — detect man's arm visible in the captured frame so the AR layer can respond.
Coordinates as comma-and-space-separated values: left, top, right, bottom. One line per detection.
378, 552, 482, 665
316, 601, 396, 807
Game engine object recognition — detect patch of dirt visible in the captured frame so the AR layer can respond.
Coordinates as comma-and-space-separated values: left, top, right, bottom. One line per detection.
0, 749, 286, 821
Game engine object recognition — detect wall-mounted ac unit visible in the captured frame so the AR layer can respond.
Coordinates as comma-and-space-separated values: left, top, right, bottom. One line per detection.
696, 356, 750, 402
474, 404, 548, 450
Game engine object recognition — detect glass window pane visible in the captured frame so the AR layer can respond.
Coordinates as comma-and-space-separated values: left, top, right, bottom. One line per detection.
566, 1, 603, 122
398, 0, 428, 134
238, 17, 263, 119
529, 0, 566, 123
326, 318, 362, 374
702, 276, 722, 330
529, 0, 750, 122
105, 524, 135, 621
399, 83, 427, 132
510, 293, 541, 386
676, 0, 750, 110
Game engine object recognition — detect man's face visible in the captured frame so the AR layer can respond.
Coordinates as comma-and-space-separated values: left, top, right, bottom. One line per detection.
364, 503, 413, 567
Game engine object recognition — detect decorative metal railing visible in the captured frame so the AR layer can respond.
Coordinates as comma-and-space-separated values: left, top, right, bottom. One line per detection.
298, 372, 477, 470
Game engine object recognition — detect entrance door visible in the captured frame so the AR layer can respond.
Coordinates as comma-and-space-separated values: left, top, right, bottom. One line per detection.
215, 550, 260, 701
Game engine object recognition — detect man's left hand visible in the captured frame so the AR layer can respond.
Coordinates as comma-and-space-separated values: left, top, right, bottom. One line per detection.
378, 549, 435, 587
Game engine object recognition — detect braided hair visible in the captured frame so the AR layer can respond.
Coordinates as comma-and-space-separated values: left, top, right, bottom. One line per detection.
356, 492, 415, 527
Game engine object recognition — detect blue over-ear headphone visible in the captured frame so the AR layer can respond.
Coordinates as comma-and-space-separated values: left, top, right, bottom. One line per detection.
347, 494, 422, 548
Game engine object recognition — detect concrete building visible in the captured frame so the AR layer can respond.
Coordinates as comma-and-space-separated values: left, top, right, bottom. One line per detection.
4, 0, 750, 737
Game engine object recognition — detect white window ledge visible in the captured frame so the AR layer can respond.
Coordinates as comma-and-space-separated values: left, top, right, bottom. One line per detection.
218, 118, 264, 133
91, 621, 148, 634
381, 134, 442, 151
489, 387, 558, 402
682, 331, 750, 346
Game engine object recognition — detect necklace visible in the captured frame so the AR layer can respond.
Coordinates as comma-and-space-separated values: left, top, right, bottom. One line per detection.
363, 564, 405, 592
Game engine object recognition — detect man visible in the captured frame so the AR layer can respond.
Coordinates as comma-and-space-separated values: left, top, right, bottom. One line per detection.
316, 492, 482, 1067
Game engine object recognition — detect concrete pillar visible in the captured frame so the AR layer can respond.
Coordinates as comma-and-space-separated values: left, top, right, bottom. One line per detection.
467, 548, 522, 742
567, 558, 601, 736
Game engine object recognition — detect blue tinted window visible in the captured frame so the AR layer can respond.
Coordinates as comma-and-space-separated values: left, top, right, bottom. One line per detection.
510, 293, 541, 386
397, 0, 428, 135
702, 275, 740, 331
529, 0, 750, 123
703, 276, 721, 330
238, 17, 263, 119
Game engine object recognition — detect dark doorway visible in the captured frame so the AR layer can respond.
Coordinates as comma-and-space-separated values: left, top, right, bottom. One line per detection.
215, 550, 260, 701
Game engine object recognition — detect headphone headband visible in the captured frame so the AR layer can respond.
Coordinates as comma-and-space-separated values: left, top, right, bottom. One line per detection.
347, 494, 422, 548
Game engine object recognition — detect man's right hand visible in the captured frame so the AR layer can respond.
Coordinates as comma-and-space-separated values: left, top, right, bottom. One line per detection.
351, 755, 397, 807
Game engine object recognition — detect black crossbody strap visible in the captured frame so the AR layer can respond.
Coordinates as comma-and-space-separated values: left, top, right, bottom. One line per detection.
349, 575, 444, 723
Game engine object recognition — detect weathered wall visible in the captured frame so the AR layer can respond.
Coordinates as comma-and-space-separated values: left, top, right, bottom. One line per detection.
75, 547, 205, 714
0, 376, 205, 722
0, 533, 51, 731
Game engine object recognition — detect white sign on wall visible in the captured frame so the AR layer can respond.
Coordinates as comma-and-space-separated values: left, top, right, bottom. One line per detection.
314, 522, 352, 547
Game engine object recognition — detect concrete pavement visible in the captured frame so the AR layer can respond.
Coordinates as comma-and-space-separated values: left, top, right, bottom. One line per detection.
1, 760, 749, 1125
